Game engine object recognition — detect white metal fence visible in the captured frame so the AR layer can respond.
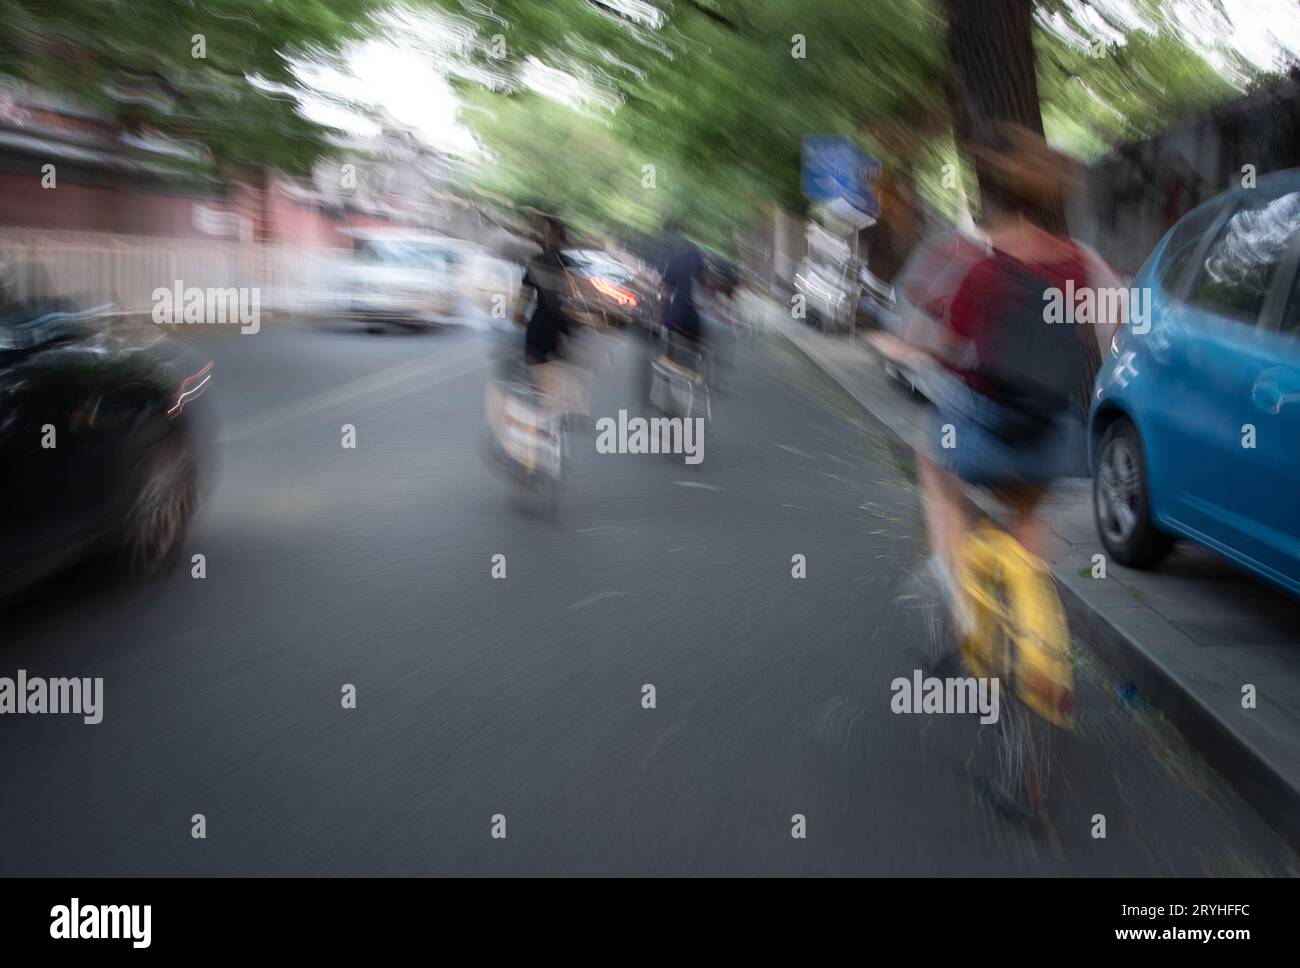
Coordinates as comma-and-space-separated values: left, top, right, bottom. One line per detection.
0, 228, 521, 319
0, 229, 346, 314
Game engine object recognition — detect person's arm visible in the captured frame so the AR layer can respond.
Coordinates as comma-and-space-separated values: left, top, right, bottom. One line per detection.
865, 330, 930, 369
868, 258, 987, 370
658, 257, 678, 328
514, 268, 537, 327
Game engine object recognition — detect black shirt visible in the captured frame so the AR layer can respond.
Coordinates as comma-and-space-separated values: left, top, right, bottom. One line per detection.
523, 250, 573, 363
663, 240, 705, 339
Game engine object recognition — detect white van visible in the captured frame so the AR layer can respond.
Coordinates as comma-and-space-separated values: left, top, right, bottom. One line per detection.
337, 230, 461, 326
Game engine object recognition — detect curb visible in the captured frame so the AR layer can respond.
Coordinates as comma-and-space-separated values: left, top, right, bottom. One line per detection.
774, 322, 1300, 852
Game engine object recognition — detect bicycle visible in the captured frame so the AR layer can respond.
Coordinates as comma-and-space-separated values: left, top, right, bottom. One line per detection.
483, 359, 566, 520
907, 520, 1076, 821
868, 314, 1077, 821
649, 331, 711, 422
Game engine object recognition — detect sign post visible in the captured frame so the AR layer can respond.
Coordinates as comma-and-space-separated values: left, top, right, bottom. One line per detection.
801, 137, 879, 341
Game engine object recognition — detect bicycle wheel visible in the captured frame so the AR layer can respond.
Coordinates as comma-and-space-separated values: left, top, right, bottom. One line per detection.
991, 684, 1053, 819
957, 524, 1074, 819
988, 575, 1052, 816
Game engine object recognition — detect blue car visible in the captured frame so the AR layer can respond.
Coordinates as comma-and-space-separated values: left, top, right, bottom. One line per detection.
1090, 169, 1300, 595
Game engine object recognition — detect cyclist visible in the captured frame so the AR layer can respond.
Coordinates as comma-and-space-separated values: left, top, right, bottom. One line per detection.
645, 218, 712, 413
514, 212, 593, 425
870, 124, 1091, 630
659, 218, 706, 344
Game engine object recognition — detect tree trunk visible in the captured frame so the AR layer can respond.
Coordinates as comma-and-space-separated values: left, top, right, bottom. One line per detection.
944, 0, 1064, 233
943, 0, 1100, 464
866, 119, 927, 286
869, 169, 923, 285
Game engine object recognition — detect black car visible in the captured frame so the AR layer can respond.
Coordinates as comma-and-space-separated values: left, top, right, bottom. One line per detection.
0, 299, 213, 600
562, 248, 658, 329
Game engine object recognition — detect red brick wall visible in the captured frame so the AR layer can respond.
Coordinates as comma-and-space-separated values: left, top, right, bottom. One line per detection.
0, 169, 391, 246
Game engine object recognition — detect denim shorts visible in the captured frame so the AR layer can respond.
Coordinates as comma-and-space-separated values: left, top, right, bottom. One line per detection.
923, 366, 1078, 488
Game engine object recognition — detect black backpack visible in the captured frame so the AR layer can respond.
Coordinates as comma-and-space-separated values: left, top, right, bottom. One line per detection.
974, 261, 1085, 445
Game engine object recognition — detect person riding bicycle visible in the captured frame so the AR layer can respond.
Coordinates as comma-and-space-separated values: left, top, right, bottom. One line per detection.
519, 214, 574, 366
871, 125, 1092, 630
659, 218, 709, 352
872, 128, 1093, 817
514, 212, 596, 426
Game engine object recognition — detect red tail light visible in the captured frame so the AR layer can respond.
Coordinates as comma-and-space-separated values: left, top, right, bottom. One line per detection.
167, 360, 213, 418
590, 276, 637, 308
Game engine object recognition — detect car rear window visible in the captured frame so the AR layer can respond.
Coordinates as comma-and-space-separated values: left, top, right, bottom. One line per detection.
354, 240, 456, 269
1156, 195, 1227, 299
1189, 191, 1300, 322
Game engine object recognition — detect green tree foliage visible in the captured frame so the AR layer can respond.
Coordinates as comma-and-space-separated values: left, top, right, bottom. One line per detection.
439, 0, 945, 246
0, 0, 395, 174
430, 0, 1284, 242
1036, 1, 1257, 156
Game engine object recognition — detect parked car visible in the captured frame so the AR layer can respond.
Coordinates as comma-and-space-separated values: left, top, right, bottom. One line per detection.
1090, 169, 1300, 595
337, 230, 461, 327
855, 262, 896, 330
794, 222, 862, 333
878, 229, 989, 394
0, 298, 213, 600
793, 251, 859, 333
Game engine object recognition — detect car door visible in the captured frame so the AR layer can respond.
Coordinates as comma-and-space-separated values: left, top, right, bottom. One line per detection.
0, 361, 82, 582
1227, 198, 1300, 590
1140, 191, 1259, 544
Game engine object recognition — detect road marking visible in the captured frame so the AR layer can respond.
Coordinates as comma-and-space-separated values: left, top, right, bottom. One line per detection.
673, 481, 724, 491
567, 590, 630, 610
218, 341, 488, 444
637, 717, 689, 773
813, 696, 865, 752
775, 443, 816, 459
817, 470, 857, 487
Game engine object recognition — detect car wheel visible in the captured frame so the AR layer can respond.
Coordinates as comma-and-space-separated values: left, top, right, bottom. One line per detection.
1093, 418, 1172, 568
119, 430, 198, 579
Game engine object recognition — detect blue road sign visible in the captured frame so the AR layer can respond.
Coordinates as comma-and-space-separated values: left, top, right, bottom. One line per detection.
802, 136, 880, 218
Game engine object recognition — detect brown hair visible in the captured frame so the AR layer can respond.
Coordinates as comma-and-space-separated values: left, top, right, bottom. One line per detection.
974, 123, 1079, 223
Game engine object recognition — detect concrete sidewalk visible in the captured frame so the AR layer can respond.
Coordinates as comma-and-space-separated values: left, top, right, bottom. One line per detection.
754, 297, 1300, 848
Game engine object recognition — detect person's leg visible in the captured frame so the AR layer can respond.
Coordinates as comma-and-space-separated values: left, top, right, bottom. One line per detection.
571, 359, 592, 419
917, 434, 975, 637
917, 426, 967, 570
1002, 406, 1076, 558
1006, 484, 1048, 558
532, 360, 567, 420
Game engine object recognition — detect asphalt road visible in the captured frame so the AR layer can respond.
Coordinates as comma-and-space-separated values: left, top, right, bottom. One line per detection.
1, 317, 1294, 875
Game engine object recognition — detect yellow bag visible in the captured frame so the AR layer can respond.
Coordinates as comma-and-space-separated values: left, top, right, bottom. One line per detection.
956, 524, 1076, 728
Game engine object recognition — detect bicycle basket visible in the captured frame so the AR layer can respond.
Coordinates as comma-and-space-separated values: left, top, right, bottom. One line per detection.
485, 379, 562, 479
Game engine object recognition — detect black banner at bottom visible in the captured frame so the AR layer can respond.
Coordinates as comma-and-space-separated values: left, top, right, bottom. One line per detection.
0, 875, 1285, 954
